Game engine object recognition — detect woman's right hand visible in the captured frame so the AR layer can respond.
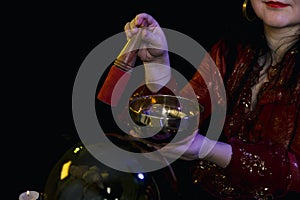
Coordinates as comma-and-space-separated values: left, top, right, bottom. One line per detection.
124, 13, 169, 64
124, 13, 171, 92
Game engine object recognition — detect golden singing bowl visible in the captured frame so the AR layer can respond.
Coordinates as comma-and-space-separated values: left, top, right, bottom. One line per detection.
129, 95, 203, 143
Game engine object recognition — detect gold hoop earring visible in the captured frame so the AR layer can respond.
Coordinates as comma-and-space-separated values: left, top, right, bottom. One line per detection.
242, 0, 256, 22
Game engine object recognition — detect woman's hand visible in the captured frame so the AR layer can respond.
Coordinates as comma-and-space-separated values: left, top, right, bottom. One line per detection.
157, 132, 207, 161
132, 129, 233, 168
124, 13, 171, 92
124, 13, 169, 63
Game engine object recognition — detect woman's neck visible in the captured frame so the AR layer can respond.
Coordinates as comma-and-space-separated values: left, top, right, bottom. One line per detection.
264, 24, 300, 64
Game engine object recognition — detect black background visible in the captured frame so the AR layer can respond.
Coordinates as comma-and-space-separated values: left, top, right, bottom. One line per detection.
5, 1, 243, 199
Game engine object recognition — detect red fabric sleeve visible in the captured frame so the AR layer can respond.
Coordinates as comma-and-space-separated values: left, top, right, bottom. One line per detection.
226, 137, 299, 196
289, 99, 300, 192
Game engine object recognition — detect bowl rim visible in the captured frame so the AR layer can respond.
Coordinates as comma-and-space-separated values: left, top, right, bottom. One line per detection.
129, 94, 203, 122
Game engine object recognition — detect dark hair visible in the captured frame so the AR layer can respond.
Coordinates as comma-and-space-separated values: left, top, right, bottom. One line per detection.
221, 15, 300, 115
288, 39, 300, 87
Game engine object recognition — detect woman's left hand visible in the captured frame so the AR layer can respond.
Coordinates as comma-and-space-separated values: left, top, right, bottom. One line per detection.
130, 129, 233, 168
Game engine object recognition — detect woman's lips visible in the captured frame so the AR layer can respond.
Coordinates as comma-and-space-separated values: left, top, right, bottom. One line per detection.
265, 1, 289, 8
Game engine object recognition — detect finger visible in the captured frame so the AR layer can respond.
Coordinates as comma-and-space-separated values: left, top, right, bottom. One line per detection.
124, 22, 144, 41
135, 13, 154, 27
124, 22, 133, 39
129, 129, 140, 137
124, 16, 141, 40
129, 19, 139, 35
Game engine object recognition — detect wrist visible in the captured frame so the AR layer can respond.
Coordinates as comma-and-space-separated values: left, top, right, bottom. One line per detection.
198, 136, 232, 168
144, 61, 171, 93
